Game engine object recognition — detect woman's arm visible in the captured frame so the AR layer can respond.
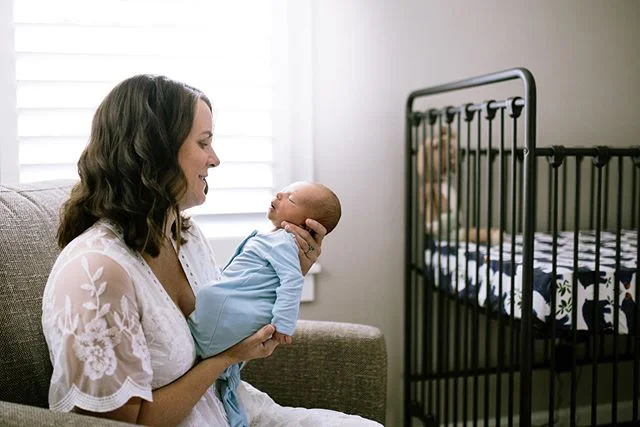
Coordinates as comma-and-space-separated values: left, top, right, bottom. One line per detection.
281, 218, 327, 275
76, 324, 278, 426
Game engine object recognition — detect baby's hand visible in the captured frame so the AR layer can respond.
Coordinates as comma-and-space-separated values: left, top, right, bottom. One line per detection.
273, 331, 293, 345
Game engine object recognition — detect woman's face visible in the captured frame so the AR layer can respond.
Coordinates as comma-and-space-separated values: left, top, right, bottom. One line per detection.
177, 99, 218, 210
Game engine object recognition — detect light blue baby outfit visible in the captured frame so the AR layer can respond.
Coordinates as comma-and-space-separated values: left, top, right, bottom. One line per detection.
188, 229, 303, 427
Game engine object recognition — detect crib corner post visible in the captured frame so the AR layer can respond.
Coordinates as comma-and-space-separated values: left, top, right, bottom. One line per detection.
518, 67, 537, 427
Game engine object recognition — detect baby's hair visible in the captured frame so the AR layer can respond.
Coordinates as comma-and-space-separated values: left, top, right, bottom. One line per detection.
308, 183, 341, 235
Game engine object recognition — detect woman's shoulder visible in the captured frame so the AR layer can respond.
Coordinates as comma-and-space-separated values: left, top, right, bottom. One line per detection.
60, 220, 130, 257
50, 221, 138, 285
44, 234, 137, 314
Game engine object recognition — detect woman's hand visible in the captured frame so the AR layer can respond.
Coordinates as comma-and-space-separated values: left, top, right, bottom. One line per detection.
282, 218, 327, 275
220, 324, 279, 366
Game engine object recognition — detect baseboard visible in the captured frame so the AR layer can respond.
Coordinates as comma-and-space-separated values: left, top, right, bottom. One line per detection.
531, 400, 636, 427
440, 400, 636, 426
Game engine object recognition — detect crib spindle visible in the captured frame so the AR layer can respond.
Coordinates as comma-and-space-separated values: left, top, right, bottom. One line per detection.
591, 147, 610, 426
589, 163, 596, 230
632, 164, 637, 229
463, 107, 474, 427
634, 151, 640, 423
547, 147, 564, 427
424, 117, 435, 421
562, 158, 568, 231
410, 114, 421, 419
453, 111, 463, 427
506, 99, 522, 427
603, 162, 610, 230
473, 114, 482, 427
484, 101, 497, 427
547, 157, 553, 233
443, 110, 456, 427
612, 155, 624, 426
496, 106, 506, 427
570, 155, 583, 427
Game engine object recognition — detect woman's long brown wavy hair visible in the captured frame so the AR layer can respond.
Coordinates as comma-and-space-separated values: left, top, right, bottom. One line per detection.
57, 74, 212, 256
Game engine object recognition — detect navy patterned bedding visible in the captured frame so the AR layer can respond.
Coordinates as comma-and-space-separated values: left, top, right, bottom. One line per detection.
426, 230, 638, 334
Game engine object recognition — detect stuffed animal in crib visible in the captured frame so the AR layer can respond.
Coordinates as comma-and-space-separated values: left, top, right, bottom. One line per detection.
417, 126, 500, 245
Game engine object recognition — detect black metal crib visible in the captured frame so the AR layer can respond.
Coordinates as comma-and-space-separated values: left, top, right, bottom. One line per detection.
404, 68, 640, 427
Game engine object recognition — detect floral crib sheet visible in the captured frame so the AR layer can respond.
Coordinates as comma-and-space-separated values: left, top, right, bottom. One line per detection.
425, 230, 638, 334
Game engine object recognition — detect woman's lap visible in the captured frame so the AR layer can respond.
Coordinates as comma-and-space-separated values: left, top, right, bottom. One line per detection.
237, 381, 383, 427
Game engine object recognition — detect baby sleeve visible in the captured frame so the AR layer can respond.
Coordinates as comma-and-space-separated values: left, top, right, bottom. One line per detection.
42, 252, 153, 413
264, 233, 304, 336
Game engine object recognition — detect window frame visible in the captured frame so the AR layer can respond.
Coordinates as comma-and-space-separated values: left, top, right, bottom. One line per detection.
0, 0, 18, 183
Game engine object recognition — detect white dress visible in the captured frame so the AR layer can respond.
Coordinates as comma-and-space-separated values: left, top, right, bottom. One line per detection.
42, 220, 381, 427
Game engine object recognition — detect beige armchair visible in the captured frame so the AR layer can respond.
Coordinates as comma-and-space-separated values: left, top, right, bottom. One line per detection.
0, 180, 387, 426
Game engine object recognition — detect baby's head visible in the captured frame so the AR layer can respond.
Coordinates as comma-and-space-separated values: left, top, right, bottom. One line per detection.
268, 181, 341, 235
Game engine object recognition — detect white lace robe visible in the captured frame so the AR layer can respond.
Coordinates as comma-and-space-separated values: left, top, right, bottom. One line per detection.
42, 220, 381, 427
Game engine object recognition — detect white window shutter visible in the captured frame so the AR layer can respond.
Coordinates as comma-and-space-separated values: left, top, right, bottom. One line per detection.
14, 0, 277, 215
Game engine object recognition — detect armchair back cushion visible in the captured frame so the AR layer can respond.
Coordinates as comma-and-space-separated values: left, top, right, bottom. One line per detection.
0, 180, 74, 407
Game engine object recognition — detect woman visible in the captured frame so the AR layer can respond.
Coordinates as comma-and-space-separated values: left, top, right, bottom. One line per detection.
41, 75, 380, 426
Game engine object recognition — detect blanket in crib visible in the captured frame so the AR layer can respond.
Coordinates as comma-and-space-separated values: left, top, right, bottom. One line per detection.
425, 230, 638, 334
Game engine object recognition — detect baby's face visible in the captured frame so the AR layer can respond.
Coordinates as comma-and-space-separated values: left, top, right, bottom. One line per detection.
267, 182, 320, 228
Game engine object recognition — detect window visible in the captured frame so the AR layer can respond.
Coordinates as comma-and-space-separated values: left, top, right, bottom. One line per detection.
0, 0, 317, 300
0, 0, 313, 238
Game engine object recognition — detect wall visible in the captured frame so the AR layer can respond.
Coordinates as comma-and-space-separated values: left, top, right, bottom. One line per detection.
302, 1, 640, 425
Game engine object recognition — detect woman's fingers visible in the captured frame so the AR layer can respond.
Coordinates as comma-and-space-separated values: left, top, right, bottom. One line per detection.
293, 232, 310, 252
225, 324, 278, 363
304, 218, 327, 247
282, 219, 327, 275
257, 324, 275, 341
255, 324, 278, 357
281, 220, 327, 253
260, 336, 279, 357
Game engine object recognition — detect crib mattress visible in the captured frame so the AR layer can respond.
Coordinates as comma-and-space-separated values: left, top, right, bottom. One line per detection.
425, 230, 638, 334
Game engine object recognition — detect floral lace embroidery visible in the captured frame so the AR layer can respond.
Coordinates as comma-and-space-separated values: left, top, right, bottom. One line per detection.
54, 255, 152, 382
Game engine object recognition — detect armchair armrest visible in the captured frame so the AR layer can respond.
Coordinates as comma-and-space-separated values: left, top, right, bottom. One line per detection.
242, 320, 387, 424
0, 401, 134, 426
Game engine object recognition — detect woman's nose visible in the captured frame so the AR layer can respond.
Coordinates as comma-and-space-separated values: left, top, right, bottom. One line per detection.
209, 149, 220, 168
276, 192, 283, 200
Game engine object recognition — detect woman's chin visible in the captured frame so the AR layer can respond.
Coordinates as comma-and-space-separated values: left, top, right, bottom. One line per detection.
178, 195, 206, 212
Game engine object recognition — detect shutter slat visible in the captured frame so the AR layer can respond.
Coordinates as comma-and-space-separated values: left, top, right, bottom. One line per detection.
16, 54, 272, 84
17, 81, 273, 110
14, 0, 271, 30
15, 25, 271, 59
18, 136, 273, 164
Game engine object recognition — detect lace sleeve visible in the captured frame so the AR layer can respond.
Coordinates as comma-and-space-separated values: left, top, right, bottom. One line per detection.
43, 251, 153, 413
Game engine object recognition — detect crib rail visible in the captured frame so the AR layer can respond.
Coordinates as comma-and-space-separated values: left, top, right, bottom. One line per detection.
404, 67, 640, 427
